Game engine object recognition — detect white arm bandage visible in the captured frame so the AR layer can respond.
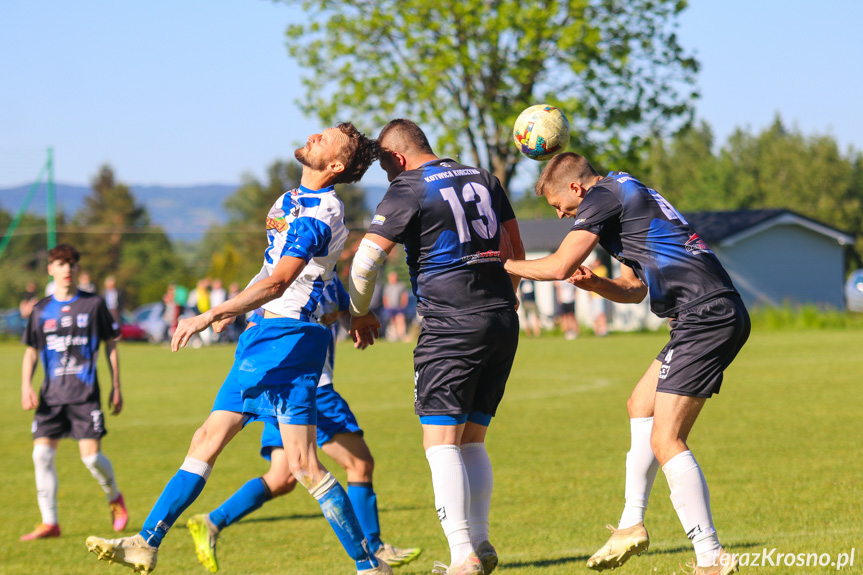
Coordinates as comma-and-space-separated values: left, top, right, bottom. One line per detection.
349, 238, 388, 316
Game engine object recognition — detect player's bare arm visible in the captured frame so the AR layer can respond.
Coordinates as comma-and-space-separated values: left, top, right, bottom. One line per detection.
104, 338, 123, 415
348, 233, 396, 349
501, 218, 526, 297
21, 346, 39, 411
504, 229, 599, 281
569, 262, 647, 304
172, 255, 307, 351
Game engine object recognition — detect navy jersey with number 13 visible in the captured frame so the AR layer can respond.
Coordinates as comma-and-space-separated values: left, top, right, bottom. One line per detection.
369, 159, 517, 317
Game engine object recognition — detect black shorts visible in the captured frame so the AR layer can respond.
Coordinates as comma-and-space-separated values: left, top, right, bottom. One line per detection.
414, 309, 519, 418
656, 294, 750, 398
560, 302, 575, 314
32, 400, 107, 440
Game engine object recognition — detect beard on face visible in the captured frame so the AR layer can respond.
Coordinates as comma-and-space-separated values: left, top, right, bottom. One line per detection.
294, 146, 328, 170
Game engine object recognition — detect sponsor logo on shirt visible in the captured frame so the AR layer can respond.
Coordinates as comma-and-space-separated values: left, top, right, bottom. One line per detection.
77, 313, 89, 328
61, 306, 71, 312
44, 319, 57, 332
371, 214, 386, 226
684, 233, 712, 255
61, 316, 73, 328
461, 250, 501, 265
266, 216, 288, 233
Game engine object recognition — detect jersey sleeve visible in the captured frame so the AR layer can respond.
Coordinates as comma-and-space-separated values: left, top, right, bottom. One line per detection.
495, 177, 516, 222
22, 308, 43, 349
282, 216, 334, 262
571, 186, 622, 235
95, 298, 121, 341
367, 180, 420, 244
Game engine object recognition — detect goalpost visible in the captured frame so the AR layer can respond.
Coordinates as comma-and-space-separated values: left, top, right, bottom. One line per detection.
0, 147, 55, 261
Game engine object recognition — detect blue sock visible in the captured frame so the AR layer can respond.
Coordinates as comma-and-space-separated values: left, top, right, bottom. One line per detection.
139, 458, 211, 548
313, 474, 377, 571
209, 478, 271, 530
348, 482, 382, 552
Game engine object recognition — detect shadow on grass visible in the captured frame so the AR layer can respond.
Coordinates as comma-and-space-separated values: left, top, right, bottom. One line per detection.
240, 504, 428, 525
498, 541, 764, 570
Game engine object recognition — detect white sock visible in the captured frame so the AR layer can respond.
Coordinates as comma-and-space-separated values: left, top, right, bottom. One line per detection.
662, 450, 722, 567
461, 442, 493, 547
426, 444, 473, 564
82, 452, 120, 501
618, 417, 660, 529
33, 444, 59, 525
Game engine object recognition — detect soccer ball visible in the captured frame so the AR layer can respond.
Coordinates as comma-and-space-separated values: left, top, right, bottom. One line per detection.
512, 105, 571, 161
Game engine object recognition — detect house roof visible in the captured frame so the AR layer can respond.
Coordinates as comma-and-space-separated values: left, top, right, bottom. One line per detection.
685, 209, 855, 247
517, 209, 856, 252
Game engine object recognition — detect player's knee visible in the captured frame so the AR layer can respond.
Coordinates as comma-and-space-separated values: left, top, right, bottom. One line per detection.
650, 431, 683, 464
345, 454, 374, 481
265, 472, 298, 497
33, 444, 56, 466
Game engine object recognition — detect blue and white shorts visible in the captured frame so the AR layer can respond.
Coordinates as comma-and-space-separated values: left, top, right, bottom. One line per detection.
258, 383, 363, 460
211, 317, 328, 426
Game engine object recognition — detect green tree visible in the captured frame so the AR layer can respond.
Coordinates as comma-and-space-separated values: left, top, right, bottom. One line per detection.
281, 0, 698, 189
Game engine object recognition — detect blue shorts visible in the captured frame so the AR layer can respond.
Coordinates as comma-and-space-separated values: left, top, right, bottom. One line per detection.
259, 384, 363, 460
211, 317, 329, 426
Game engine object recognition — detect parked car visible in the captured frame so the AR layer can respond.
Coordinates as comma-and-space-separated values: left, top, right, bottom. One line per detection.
131, 302, 212, 347
119, 313, 150, 342
846, 269, 863, 312
132, 302, 169, 343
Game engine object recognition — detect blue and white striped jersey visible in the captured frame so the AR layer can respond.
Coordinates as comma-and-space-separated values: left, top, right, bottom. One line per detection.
247, 184, 349, 321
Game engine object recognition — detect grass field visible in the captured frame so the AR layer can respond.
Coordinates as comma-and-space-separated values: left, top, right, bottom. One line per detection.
1, 329, 861, 574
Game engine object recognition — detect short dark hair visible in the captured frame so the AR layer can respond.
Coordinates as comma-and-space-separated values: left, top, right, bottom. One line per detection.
333, 122, 379, 184
378, 119, 435, 156
48, 244, 80, 265
535, 152, 600, 197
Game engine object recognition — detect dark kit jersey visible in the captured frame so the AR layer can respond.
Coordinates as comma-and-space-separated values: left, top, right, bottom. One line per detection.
23, 291, 120, 406
369, 159, 517, 317
571, 172, 737, 318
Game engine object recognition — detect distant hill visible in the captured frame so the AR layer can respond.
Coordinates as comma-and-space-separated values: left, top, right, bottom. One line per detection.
0, 183, 390, 240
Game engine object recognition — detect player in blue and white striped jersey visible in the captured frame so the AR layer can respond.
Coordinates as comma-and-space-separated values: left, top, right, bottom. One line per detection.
86, 124, 389, 575
185, 276, 422, 573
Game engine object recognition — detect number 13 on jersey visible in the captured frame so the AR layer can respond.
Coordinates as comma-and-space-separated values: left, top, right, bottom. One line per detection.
440, 183, 498, 243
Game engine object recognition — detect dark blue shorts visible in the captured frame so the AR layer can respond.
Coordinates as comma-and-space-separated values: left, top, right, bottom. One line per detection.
656, 294, 750, 398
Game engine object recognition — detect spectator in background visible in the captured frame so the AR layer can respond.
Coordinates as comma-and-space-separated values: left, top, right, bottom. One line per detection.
519, 279, 542, 337
78, 272, 97, 293
162, 284, 180, 339
382, 271, 409, 341
222, 282, 245, 342
556, 280, 580, 340
20, 280, 40, 320
188, 279, 211, 315
210, 279, 226, 309
589, 257, 609, 336
103, 276, 122, 324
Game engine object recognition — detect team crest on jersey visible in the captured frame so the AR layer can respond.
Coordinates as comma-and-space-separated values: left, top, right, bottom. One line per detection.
684, 233, 712, 255
266, 216, 288, 233
62, 305, 71, 312
77, 313, 89, 328
61, 316, 73, 328
44, 319, 57, 332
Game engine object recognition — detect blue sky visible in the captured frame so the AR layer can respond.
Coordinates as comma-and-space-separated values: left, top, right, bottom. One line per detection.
1, 0, 861, 191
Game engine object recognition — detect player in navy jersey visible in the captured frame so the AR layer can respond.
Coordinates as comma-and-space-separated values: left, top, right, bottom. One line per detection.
185, 276, 421, 572
503, 153, 749, 575
20, 244, 128, 541
348, 119, 525, 575
86, 124, 390, 575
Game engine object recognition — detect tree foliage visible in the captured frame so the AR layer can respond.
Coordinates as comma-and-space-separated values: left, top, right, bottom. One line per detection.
641, 116, 863, 270
282, 0, 698, 188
